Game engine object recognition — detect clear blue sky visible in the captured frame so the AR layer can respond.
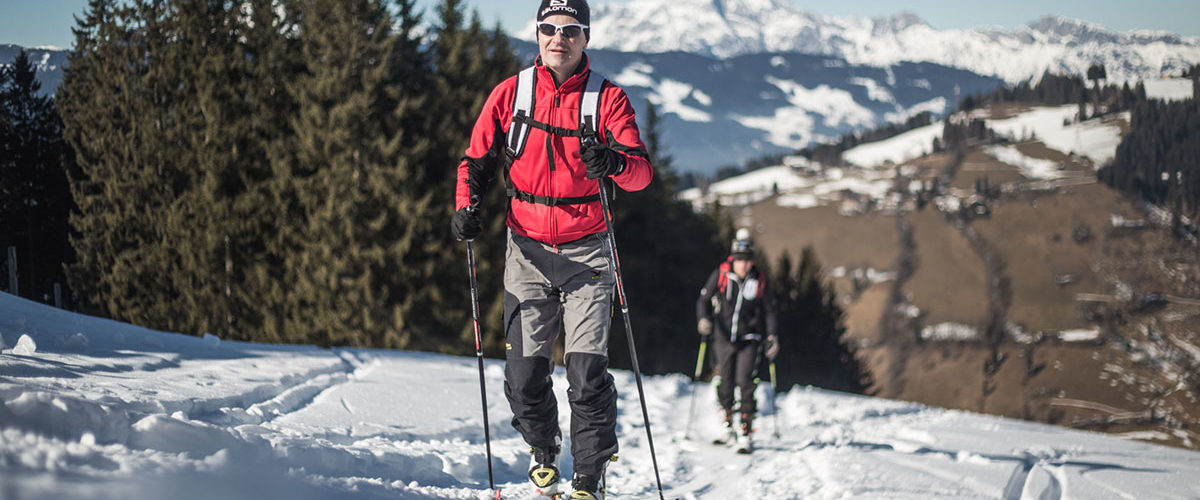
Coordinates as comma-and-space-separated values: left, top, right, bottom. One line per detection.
3, 0, 1198, 49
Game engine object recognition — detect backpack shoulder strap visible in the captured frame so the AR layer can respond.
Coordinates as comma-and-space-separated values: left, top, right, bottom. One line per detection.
717, 261, 731, 294
506, 65, 537, 158
579, 70, 606, 140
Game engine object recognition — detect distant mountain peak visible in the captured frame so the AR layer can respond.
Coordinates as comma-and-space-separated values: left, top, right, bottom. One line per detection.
873, 11, 927, 33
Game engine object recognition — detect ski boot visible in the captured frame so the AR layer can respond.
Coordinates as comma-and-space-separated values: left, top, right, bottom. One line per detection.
568, 472, 606, 499
528, 442, 562, 498
713, 408, 737, 445
735, 412, 755, 454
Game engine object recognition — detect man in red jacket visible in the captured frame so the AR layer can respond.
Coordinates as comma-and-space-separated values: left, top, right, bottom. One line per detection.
451, 1, 652, 498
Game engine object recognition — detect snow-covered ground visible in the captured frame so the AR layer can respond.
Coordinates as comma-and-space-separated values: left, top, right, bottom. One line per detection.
3, 292, 1200, 499
677, 161, 894, 212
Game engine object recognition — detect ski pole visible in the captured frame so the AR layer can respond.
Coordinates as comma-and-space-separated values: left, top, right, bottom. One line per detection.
684, 337, 708, 439
769, 361, 781, 439
465, 237, 499, 498
596, 171, 671, 500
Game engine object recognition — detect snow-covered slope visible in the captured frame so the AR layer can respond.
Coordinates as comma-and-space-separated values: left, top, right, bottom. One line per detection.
842, 122, 944, 168
534, 0, 1200, 84
679, 103, 1127, 210
4, 291, 1200, 499
982, 105, 1127, 166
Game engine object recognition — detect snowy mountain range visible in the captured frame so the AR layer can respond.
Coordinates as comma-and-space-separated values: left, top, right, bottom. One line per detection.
8, 1, 1200, 172
514, 0, 1198, 171
558, 0, 1200, 85
511, 41, 1003, 172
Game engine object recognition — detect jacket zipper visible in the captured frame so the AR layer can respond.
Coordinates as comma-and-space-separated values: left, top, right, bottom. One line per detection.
547, 89, 560, 247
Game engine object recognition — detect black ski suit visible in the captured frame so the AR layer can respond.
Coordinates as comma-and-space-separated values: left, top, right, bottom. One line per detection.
696, 260, 778, 415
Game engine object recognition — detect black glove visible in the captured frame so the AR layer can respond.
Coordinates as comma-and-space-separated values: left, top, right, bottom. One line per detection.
580, 140, 626, 180
451, 207, 482, 241
764, 335, 780, 361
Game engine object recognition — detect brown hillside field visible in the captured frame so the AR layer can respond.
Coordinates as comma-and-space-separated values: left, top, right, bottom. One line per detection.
904, 205, 989, 327
743, 124, 1200, 450
972, 183, 1132, 331
751, 203, 896, 272
953, 149, 1026, 190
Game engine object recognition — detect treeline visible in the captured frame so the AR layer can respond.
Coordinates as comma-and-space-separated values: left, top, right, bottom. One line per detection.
958, 68, 1149, 121
54, 0, 520, 352
1099, 96, 1200, 231
0, 50, 73, 305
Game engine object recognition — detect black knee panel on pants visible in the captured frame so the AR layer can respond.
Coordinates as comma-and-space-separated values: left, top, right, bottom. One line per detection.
565, 352, 617, 475
505, 356, 560, 449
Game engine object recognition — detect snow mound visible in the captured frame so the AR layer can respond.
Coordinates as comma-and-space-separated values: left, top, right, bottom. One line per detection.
12, 334, 37, 355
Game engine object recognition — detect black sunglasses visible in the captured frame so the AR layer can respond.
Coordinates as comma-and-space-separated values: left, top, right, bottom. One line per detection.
537, 22, 589, 39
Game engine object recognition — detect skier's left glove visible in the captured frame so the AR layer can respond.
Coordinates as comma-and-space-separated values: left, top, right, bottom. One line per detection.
581, 140, 626, 180
764, 335, 780, 361
451, 207, 482, 241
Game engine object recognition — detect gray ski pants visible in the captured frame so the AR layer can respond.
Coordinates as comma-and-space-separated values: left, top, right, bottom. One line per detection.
502, 230, 618, 476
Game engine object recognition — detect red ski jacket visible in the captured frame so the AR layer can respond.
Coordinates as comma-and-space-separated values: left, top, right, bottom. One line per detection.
455, 55, 653, 246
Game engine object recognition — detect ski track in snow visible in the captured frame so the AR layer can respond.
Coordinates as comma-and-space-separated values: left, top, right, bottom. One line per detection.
4, 292, 1200, 499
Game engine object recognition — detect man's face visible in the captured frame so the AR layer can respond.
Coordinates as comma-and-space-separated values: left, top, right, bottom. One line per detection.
732, 258, 751, 277
537, 14, 588, 79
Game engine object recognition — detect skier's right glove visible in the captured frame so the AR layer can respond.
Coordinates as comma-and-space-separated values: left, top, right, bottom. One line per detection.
697, 318, 713, 337
451, 207, 482, 241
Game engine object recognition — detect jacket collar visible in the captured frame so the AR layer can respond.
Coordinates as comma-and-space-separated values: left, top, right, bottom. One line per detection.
533, 53, 591, 91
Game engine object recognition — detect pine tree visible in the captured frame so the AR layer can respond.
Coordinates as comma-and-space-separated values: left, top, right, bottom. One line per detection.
1087, 63, 1107, 114
429, 0, 520, 356
0, 56, 14, 292
1, 49, 73, 304
224, 0, 304, 343
61, 0, 172, 324
770, 247, 869, 393
272, 0, 413, 347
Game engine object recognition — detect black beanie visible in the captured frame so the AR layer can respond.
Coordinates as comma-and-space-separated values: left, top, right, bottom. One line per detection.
537, 0, 590, 25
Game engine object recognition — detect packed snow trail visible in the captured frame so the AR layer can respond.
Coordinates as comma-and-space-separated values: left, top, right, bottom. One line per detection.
2, 291, 1199, 499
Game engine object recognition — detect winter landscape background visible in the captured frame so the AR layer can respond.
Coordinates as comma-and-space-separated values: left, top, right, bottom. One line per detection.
3, 0, 1200, 498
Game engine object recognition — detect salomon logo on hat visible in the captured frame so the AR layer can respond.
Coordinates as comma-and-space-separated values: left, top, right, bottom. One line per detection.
538, 0, 590, 25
